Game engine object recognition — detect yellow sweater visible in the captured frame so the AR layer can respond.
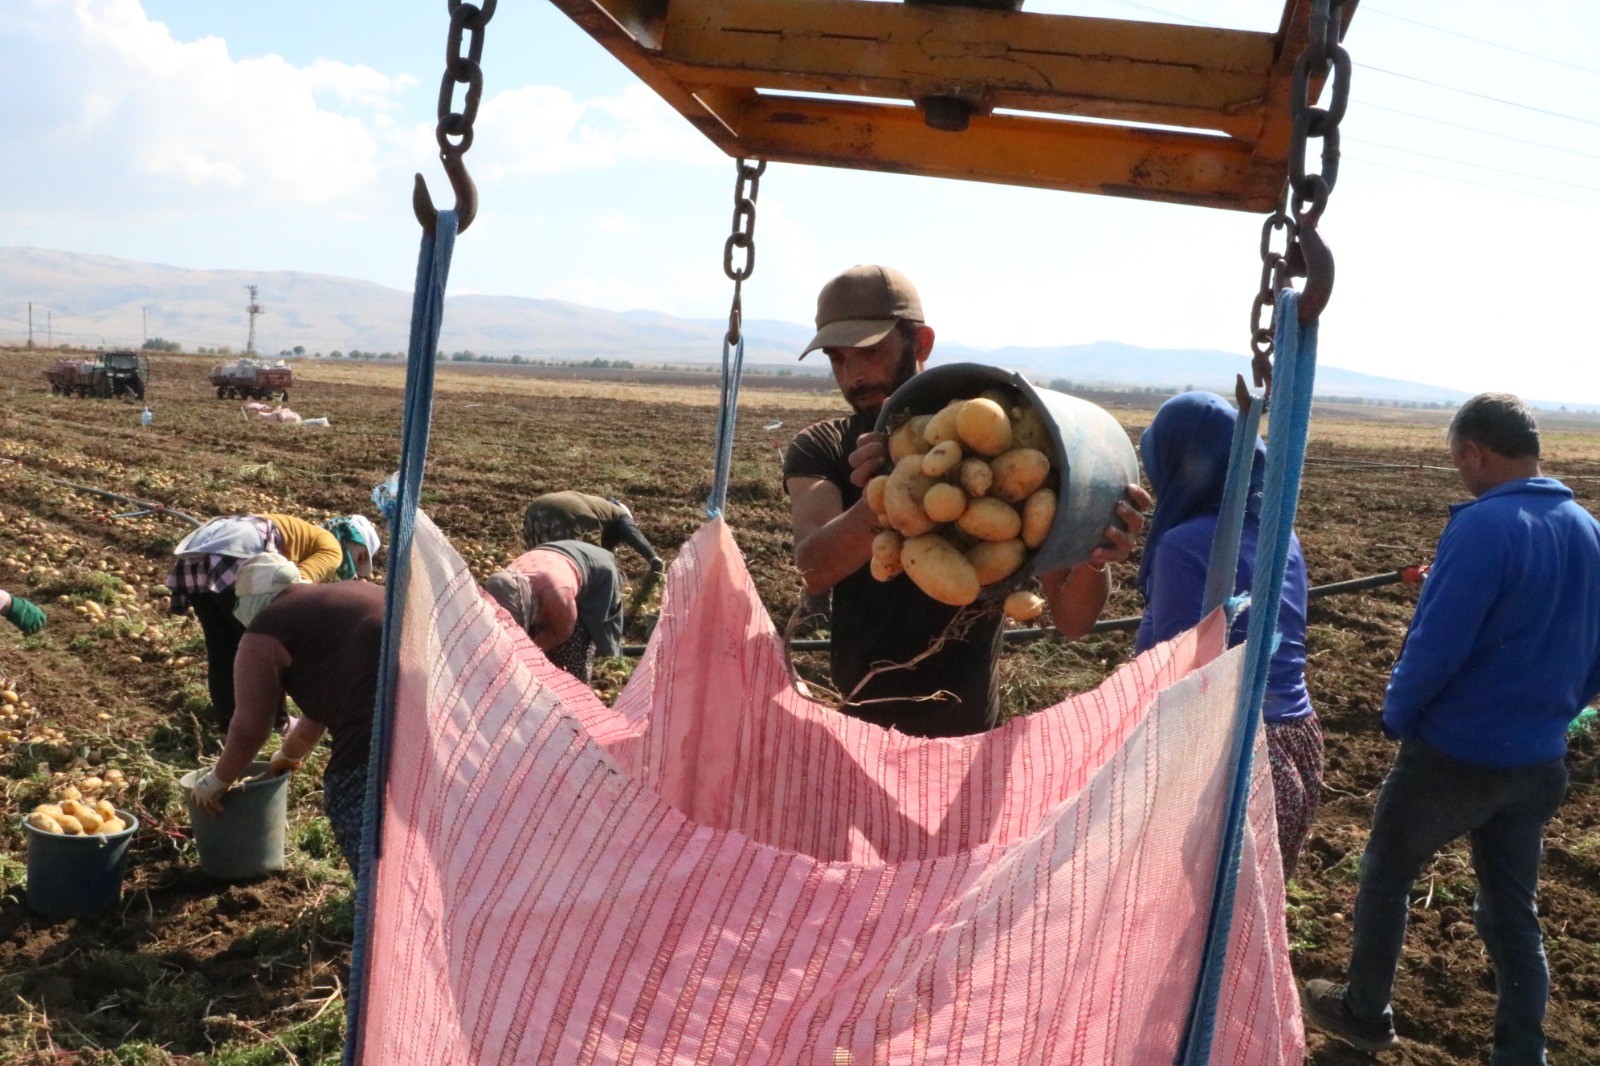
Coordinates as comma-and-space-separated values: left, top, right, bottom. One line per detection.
263, 513, 343, 583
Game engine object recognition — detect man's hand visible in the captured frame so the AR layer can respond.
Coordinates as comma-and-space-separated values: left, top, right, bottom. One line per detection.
1087, 484, 1154, 569
268, 750, 302, 777
187, 769, 234, 816
648, 555, 666, 574
3, 595, 45, 635
848, 431, 889, 489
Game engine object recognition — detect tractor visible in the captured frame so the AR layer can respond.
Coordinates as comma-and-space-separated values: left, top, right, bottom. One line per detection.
44, 350, 150, 399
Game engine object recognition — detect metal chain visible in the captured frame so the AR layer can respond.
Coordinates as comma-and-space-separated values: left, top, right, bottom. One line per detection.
722, 158, 765, 345
1248, 0, 1350, 387
413, 0, 498, 235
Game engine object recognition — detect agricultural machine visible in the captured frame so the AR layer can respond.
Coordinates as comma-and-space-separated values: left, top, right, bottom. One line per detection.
210, 358, 292, 401
43, 351, 150, 399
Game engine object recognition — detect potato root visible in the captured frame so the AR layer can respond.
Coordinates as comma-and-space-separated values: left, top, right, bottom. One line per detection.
901, 534, 982, 606
989, 448, 1052, 503
957, 497, 1023, 542
955, 398, 1013, 456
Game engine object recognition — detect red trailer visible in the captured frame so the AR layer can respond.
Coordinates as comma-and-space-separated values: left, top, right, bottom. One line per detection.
210, 358, 292, 401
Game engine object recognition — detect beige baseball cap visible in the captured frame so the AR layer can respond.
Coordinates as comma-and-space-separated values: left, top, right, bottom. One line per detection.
801, 265, 924, 358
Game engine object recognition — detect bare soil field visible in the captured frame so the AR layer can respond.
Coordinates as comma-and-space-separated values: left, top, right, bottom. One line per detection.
0, 347, 1597, 1064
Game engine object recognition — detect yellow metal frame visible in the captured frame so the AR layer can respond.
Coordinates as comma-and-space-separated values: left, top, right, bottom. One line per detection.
550, 0, 1354, 212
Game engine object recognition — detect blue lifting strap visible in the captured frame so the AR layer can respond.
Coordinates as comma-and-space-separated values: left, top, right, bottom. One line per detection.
705, 332, 747, 518
1200, 392, 1265, 626
343, 210, 457, 1066
1177, 289, 1319, 1065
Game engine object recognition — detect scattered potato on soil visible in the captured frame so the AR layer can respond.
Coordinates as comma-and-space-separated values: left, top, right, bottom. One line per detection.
901, 534, 981, 606
1004, 590, 1048, 622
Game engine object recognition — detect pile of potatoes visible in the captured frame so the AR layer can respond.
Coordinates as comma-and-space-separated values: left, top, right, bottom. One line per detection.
867, 389, 1055, 621
24, 772, 130, 836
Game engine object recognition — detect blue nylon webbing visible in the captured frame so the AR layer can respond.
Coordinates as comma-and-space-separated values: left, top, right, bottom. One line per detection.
342, 211, 457, 1065
1201, 392, 1265, 626
705, 332, 746, 517
1177, 290, 1318, 1065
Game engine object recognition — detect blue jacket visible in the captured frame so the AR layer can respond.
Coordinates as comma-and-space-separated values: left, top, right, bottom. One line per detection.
1134, 516, 1313, 723
1383, 477, 1600, 766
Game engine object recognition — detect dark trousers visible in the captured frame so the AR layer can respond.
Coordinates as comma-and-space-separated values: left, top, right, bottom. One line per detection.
1346, 739, 1568, 1065
189, 589, 245, 732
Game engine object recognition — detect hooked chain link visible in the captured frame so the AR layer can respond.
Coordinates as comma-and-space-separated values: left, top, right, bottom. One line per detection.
1248, 0, 1350, 386
722, 158, 766, 344
414, 0, 497, 234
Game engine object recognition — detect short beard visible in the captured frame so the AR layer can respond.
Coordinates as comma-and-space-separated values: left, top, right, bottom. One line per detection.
845, 343, 920, 415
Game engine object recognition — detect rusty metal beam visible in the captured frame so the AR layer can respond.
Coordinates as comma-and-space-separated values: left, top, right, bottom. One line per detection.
658, 0, 1275, 137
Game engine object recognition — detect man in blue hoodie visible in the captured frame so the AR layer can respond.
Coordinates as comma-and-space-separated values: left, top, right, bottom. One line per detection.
1302, 393, 1600, 1063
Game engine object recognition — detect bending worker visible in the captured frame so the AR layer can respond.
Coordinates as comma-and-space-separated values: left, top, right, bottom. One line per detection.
165, 512, 379, 730
0, 589, 45, 635
484, 539, 623, 684
1303, 394, 1600, 1062
523, 491, 665, 572
783, 265, 1150, 737
188, 552, 385, 875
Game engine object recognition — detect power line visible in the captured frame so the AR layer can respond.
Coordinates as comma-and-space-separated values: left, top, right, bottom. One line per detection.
1350, 138, 1600, 195
1344, 155, 1600, 209
1362, 7, 1600, 77
1354, 101, 1600, 163
1356, 64, 1600, 128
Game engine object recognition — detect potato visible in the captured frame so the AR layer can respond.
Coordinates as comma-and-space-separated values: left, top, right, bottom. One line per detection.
901, 534, 982, 606
863, 475, 890, 517
955, 398, 1013, 456
957, 497, 1023, 542
871, 530, 905, 582
921, 439, 963, 478
1004, 590, 1048, 623
60, 785, 82, 802
884, 456, 938, 537
81, 776, 104, 792
989, 448, 1052, 503
75, 807, 104, 833
56, 814, 84, 835
34, 803, 65, 820
922, 400, 966, 447
61, 799, 89, 819
957, 458, 993, 499
1021, 488, 1058, 549
888, 416, 933, 462
922, 483, 968, 524
27, 812, 64, 834
966, 539, 1027, 585
99, 817, 127, 835
1011, 406, 1052, 452
95, 799, 116, 821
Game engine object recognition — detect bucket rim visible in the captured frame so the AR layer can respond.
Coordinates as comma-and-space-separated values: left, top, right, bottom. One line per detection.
179, 760, 287, 794
21, 808, 140, 842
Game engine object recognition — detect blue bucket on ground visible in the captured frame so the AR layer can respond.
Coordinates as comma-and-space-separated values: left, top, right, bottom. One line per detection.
180, 761, 290, 880
874, 362, 1140, 598
23, 810, 140, 918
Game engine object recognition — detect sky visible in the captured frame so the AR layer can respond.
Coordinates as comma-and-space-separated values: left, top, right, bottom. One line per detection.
4, 0, 1599, 403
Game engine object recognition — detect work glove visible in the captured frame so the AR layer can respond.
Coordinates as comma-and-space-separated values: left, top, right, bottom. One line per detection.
3, 595, 45, 635
268, 750, 302, 777
188, 769, 234, 816
648, 556, 666, 574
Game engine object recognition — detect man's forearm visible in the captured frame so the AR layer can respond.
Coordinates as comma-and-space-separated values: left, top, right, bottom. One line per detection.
278, 717, 327, 763
216, 709, 277, 783
1041, 563, 1111, 640
794, 499, 880, 594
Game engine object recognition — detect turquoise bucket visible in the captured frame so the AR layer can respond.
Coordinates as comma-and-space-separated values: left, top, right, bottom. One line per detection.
180, 761, 290, 880
873, 362, 1140, 598
23, 810, 140, 918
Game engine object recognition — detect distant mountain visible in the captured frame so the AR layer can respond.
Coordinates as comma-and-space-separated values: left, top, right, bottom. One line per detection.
0, 246, 1562, 409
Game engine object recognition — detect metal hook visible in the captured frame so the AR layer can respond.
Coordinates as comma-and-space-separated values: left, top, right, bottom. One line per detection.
412, 151, 479, 236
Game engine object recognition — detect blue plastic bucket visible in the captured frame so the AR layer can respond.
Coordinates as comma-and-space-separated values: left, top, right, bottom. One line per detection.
874, 362, 1140, 598
23, 810, 140, 918
180, 761, 290, 880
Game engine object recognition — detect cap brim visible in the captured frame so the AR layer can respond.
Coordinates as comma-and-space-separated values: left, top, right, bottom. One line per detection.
800, 319, 899, 359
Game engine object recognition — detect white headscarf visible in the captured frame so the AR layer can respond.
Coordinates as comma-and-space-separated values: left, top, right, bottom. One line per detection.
232, 552, 306, 626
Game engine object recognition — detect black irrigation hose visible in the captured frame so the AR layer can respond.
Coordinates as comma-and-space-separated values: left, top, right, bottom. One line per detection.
618, 566, 1427, 657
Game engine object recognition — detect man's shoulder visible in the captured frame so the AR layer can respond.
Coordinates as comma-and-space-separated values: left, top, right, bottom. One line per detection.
783, 414, 863, 483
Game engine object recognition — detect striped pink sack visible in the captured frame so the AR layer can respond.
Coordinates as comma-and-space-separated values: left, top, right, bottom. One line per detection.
358, 514, 1302, 1064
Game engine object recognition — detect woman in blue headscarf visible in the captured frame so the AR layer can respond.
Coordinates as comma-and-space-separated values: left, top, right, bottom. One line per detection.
1134, 391, 1323, 879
